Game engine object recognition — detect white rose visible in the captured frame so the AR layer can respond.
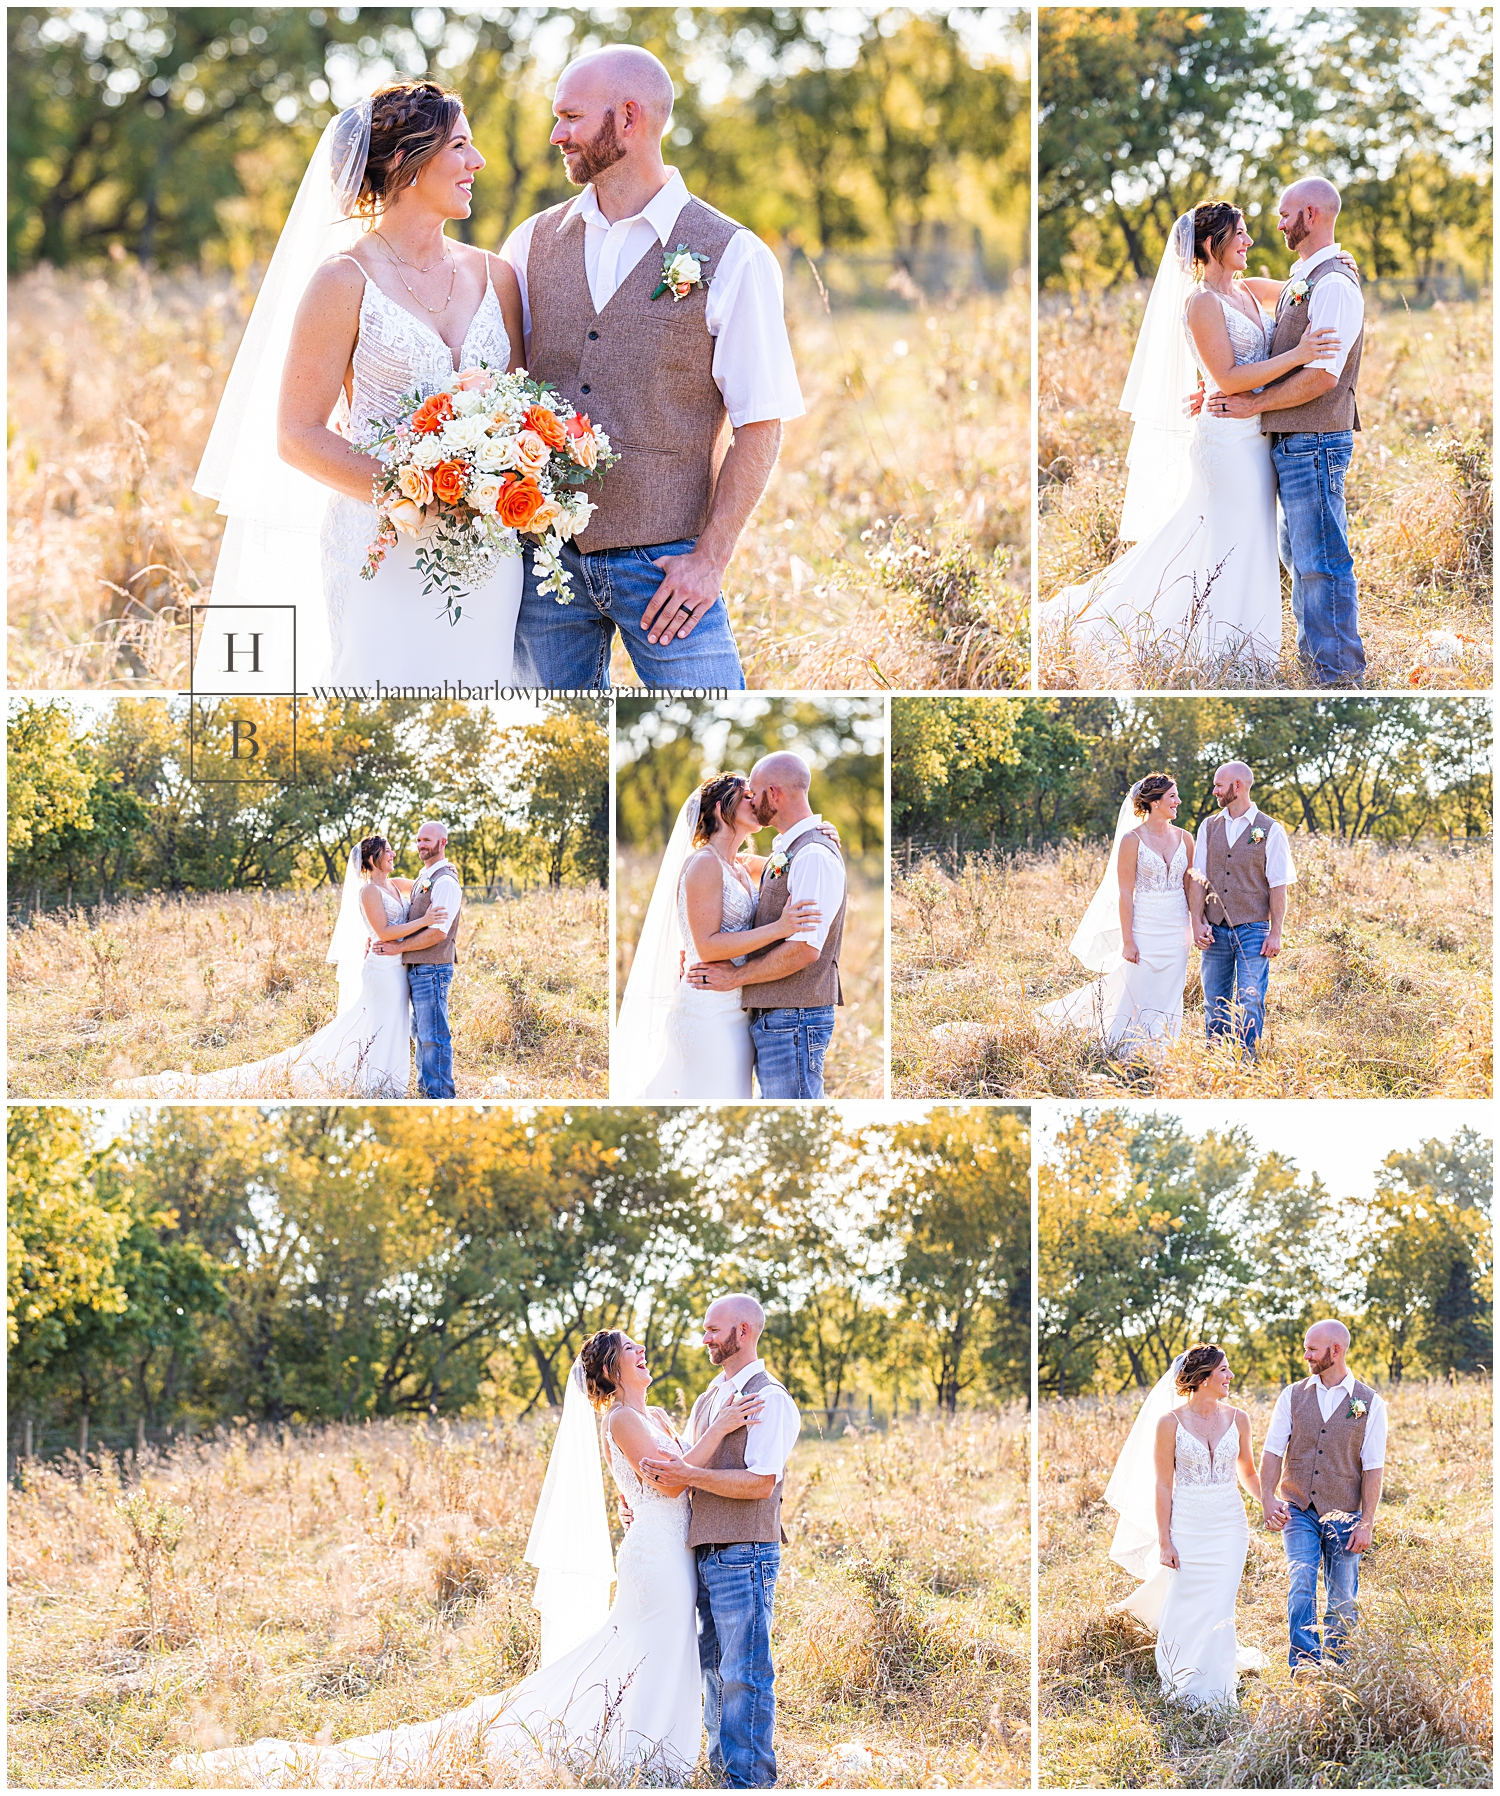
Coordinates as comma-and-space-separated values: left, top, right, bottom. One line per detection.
667, 252, 700, 286
440, 415, 490, 452
410, 436, 444, 471
565, 494, 597, 536
467, 473, 503, 514
475, 435, 518, 473
453, 386, 490, 417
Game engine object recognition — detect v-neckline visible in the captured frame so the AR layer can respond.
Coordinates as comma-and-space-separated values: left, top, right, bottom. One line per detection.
1177, 1413, 1235, 1455
362, 272, 496, 371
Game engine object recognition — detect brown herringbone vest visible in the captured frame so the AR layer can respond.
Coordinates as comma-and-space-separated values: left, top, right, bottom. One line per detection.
1259, 258, 1364, 436
685, 1368, 788, 1548
401, 862, 460, 965
740, 830, 847, 1012
525, 194, 742, 553
1279, 1378, 1375, 1516
1202, 810, 1276, 927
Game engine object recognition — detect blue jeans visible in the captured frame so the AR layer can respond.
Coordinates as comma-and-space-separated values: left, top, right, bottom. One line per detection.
515, 537, 745, 690
750, 1005, 836, 1099
697, 1542, 780, 1788
1201, 920, 1271, 1054
407, 964, 454, 1098
1274, 430, 1366, 685
1284, 1503, 1361, 1666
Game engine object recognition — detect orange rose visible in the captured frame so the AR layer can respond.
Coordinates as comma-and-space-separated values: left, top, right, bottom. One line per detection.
496, 474, 547, 532
523, 404, 568, 451
431, 460, 468, 506
411, 393, 455, 435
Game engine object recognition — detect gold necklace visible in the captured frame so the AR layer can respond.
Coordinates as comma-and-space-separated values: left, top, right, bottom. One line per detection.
375, 237, 456, 315
374, 229, 450, 274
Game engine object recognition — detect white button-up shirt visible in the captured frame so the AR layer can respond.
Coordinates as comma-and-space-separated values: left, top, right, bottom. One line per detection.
1289, 242, 1365, 380
772, 814, 846, 951
700, 1357, 801, 1478
500, 168, 805, 429
1194, 808, 1298, 889
418, 858, 463, 923
1264, 1371, 1387, 1470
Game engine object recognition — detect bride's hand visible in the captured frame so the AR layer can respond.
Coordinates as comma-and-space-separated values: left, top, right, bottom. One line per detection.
1159, 1541, 1181, 1570
709, 1393, 765, 1438
1121, 937, 1141, 966
779, 899, 822, 938
1295, 324, 1342, 365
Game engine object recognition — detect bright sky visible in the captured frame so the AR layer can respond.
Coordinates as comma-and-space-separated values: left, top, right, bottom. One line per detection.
1035, 1101, 1488, 1207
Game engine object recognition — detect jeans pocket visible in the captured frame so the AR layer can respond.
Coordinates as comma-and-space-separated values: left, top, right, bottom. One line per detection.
634, 538, 697, 569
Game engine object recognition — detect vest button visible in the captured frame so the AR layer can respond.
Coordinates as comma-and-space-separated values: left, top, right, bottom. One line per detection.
587, 330, 599, 340
580, 383, 591, 394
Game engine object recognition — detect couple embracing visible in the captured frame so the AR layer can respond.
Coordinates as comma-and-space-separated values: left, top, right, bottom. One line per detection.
1040, 760, 1295, 1060
617, 752, 848, 1100
195, 46, 801, 689
1044, 178, 1367, 686
180, 1296, 798, 1788
1105, 1323, 1387, 1706
120, 822, 464, 1099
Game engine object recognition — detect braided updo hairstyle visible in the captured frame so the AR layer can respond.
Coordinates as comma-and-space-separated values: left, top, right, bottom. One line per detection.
691, 773, 748, 847
1132, 773, 1176, 817
579, 1329, 628, 1410
1192, 201, 1244, 271
358, 81, 464, 217
358, 834, 391, 872
1176, 1343, 1227, 1395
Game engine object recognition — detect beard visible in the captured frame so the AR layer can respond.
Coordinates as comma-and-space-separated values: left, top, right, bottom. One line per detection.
561, 109, 626, 185
1306, 1347, 1336, 1374
704, 1333, 737, 1366
752, 791, 776, 827
1282, 207, 1309, 251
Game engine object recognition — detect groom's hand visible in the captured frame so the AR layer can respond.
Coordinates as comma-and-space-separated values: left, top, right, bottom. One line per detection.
1347, 1520, 1374, 1554
1207, 391, 1261, 420
1195, 923, 1215, 949
1261, 931, 1282, 958
688, 961, 742, 993
1262, 1498, 1289, 1531
642, 547, 727, 647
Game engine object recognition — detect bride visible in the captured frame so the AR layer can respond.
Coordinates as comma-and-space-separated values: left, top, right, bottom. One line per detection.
176, 1333, 764, 1785
613, 773, 822, 1100
1040, 202, 1343, 675
195, 80, 526, 685
1037, 775, 1194, 1056
1104, 1344, 1267, 1706
117, 835, 444, 1098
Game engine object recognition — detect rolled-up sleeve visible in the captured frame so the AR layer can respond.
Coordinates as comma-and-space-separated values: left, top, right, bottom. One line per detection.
1263, 1385, 1295, 1458
741, 1386, 802, 1478
1266, 823, 1297, 888
1360, 1395, 1387, 1471
1306, 270, 1364, 378
786, 842, 845, 950
499, 215, 538, 344
705, 233, 806, 427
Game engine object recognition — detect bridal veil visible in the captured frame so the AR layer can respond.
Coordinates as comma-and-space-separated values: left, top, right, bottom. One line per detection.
1118, 212, 1199, 543
1105, 1353, 1187, 1586
1061, 784, 1144, 976
612, 793, 700, 1098
523, 1358, 616, 1667
194, 100, 373, 683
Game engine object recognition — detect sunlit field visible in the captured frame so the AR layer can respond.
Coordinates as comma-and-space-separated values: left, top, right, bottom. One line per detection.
615, 847, 885, 1098
891, 836, 1491, 1098
8, 266, 1028, 692
7, 1411, 1029, 1789
1039, 1382, 1492, 1787
7, 885, 607, 1098
1038, 291, 1492, 690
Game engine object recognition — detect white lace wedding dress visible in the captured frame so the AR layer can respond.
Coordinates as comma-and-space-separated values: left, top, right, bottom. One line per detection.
639, 858, 756, 1099
320, 269, 523, 684
1115, 1419, 1266, 1706
118, 884, 413, 1098
178, 1409, 702, 1787
1038, 831, 1191, 1054
1041, 290, 1281, 667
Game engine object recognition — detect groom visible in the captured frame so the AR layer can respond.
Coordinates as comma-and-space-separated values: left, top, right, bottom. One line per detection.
501, 45, 805, 690
1189, 761, 1296, 1058
688, 751, 847, 1099
640, 1295, 801, 1789
1206, 177, 1367, 685
374, 820, 463, 1099
1259, 1320, 1388, 1669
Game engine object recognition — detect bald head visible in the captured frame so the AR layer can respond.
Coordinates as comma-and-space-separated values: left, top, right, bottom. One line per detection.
751, 752, 812, 793
704, 1293, 766, 1370
555, 46, 675, 130
1283, 177, 1342, 218
1212, 761, 1253, 810
1278, 178, 1341, 256
747, 751, 814, 831
1304, 1318, 1350, 1382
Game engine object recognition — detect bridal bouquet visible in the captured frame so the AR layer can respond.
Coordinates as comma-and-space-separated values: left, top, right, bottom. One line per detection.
357, 365, 617, 623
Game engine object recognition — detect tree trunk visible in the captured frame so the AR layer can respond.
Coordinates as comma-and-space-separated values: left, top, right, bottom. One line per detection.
78, 1410, 90, 1457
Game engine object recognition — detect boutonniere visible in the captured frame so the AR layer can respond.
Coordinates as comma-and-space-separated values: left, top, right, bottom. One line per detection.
1346, 1398, 1367, 1420
651, 244, 711, 302
1285, 277, 1311, 306
765, 850, 790, 880
1250, 827, 1266, 844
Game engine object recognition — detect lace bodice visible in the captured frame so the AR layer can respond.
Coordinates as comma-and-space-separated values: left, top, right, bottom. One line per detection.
1174, 1417, 1239, 1488
341, 272, 513, 441
1184, 290, 1271, 394
1134, 833, 1188, 896
677, 856, 757, 961
605, 1409, 691, 1531
369, 882, 408, 939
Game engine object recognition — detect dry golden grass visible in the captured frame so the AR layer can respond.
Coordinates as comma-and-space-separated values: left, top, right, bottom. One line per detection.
1038, 1382, 1492, 1788
8, 266, 1029, 692
6, 1410, 1028, 1789
6, 885, 607, 1098
614, 848, 885, 1098
891, 836, 1491, 1097
1038, 291, 1493, 690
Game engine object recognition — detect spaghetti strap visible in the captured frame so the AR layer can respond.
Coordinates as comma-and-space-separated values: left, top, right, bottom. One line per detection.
332, 252, 370, 283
